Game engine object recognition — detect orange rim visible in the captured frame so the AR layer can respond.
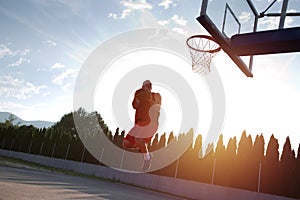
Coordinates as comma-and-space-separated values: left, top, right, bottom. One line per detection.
186, 35, 221, 54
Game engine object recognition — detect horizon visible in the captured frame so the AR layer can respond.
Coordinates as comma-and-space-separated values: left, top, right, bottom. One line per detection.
1, 0, 300, 153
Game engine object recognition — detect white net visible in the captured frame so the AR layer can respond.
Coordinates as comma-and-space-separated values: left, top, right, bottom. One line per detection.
186, 35, 221, 74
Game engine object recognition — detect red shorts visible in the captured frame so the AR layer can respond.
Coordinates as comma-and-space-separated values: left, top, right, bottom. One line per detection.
124, 134, 152, 145
123, 123, 155, 149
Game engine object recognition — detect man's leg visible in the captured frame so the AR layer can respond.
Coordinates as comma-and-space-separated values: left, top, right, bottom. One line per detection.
123, 126, 138, 150
135, 138, 149, 153
135, 137, 152, 171
123, 138, 137, 149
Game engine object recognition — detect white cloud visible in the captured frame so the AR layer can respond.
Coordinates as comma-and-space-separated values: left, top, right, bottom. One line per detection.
121, 0, 152, 10
158, 0, 176, 9
8, 57, 31, 67
0, 44, 14, 59
258, 14, 294, 30
37, 68, 48, 72
42, 91, 51, 96
0, 75, 47, 99
120, 0, 153, 19
239, 12, 251, 23
139, 9, 159, 27
43, 40, 57, 47
16, 48, 30, 56
258, 17, 279, 29
172, 27, 188, 36
51, 62, 65, 69
0, 101, 26, 110
121, 9, 131, 19
158, 19, 170, 26
52, 68, 78, 86
62, 82, 71, 91
157, 14, 188, 29
284, 16, 294, 28
171, 14, 187, 26
287, 9, 297, 13
108, 13, 118, 20
1, 44, 31, 66
8, 48, 31, 67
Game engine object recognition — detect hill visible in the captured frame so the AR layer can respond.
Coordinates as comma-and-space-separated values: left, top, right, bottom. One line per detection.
0, 111, 54, 128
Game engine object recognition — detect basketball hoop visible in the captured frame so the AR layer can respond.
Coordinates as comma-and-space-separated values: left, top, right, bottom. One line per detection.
186, 35, 221, 74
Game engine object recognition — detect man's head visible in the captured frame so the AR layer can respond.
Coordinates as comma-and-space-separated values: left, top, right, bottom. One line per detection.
142, 80, 152, 91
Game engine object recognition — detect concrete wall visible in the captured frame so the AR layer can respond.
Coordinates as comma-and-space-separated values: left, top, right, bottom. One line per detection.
0, 149, 297, 200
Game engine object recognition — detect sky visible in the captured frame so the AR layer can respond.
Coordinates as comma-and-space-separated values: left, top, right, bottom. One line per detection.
0, 0, 300, 153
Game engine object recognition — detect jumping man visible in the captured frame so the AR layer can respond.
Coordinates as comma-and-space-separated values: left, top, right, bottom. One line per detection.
123, 80, 162, 171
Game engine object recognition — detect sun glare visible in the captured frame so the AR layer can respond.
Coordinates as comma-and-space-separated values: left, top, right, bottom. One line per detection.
94, 49, 212, 138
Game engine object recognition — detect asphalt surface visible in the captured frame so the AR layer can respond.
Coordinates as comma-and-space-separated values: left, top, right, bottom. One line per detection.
0, 164, 188, 200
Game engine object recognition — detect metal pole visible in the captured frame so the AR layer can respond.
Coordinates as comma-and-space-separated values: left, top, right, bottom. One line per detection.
65, 143, 70, 160
212, 158, 216, 184
28, 140, 33, 153
18, 141, 22, 152
1, 138, 6, 149
258, 162, 262, 192
279, 0, 289, 29
51, 143, 56, 157
39, 142, 44, 155
10, 139, 14, 150
222, 4, 229, 35
266, 12, 300, 17
246, 0, 259, 17
259, 0, 277, 18
80, 147, 85, 162
249, 55, 254, 72
174, 157, 180, 178
200, 0, 209, 16
120, 150, 125, 169
99, 147, 104, 165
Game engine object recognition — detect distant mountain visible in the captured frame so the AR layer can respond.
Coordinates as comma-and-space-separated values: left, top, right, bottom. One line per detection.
0, 111, 54, 128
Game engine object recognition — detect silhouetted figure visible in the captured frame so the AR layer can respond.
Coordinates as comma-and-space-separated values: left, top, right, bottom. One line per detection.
123, 80, 162, 171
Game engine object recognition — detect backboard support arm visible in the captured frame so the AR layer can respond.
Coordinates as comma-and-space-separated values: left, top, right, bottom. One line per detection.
279, 0, 289, 29
197, 15, 253, 77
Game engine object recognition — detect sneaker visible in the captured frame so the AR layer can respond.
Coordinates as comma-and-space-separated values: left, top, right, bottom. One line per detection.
142, 153, 153, 172
142, 159, 151, 172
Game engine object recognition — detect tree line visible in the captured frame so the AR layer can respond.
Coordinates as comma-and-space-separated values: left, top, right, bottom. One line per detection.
0, 108, 299, 199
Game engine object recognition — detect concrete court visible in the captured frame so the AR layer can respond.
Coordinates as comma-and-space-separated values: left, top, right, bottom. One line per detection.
0, 165, 188, 200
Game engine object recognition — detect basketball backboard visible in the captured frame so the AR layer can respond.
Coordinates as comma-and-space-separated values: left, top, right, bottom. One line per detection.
198, 0, 300, 77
